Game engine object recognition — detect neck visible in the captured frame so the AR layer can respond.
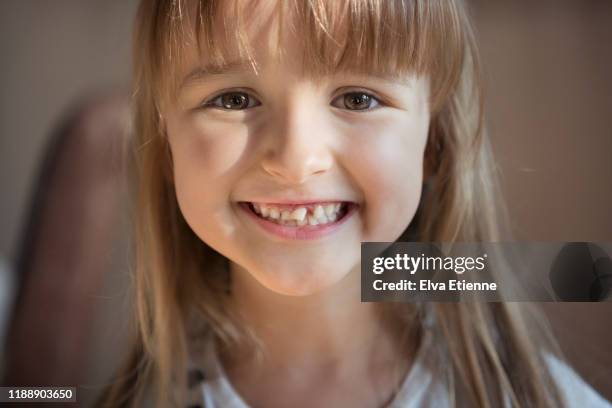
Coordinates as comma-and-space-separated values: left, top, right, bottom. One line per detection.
223, 262, 404, 374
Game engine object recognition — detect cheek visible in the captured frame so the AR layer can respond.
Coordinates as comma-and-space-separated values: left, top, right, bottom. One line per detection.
166, 116, 251, 239
343, 114, 429, 240
171, 116, 251, 176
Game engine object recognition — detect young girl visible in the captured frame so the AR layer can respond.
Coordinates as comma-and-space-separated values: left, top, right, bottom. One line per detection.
99, 0, 611, 407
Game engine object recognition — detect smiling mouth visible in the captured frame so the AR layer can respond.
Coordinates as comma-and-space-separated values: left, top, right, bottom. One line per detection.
240, 201, 352, 227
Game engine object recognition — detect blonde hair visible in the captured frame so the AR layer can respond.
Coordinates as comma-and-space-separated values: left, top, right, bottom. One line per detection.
98, 0, 566, 406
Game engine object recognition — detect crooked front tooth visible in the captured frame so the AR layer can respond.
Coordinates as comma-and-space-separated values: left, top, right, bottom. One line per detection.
290, 207, 307, 222
281, 210, 292, 221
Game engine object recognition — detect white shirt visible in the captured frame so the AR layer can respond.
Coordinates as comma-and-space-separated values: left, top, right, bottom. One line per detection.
185, 329, 611, 408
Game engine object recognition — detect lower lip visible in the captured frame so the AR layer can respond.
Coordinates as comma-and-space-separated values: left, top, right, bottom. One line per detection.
238, 202, 357, 240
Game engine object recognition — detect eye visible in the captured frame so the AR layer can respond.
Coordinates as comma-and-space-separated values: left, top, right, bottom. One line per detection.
331, 91, 381, 111
204, 91, 261, 110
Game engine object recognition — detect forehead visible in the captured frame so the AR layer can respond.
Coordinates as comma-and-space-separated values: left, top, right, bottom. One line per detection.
177, 0, 301, 83
163, 0, 429, 97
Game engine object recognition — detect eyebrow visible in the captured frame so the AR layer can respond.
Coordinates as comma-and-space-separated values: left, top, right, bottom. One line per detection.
179, 60, 416, 92
180, 60, 254, 90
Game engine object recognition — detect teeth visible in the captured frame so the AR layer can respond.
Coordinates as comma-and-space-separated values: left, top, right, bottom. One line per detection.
307, 215, 319, 226
313, 205, 325, 219
249, 202, 346, 227
313, 205, 329, 223
269, 207, 280, 219
290, 207, 307, 222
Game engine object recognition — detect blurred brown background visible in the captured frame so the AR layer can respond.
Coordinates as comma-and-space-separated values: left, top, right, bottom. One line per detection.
0, 0, 610, 406
472, 0, 612, 402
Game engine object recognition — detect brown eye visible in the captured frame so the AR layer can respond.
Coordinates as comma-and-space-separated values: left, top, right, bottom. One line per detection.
332, 92, 380, 111
207, 91, 260, 110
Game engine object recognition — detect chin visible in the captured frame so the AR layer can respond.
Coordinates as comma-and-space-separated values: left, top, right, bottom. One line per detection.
251, 263, 353, 297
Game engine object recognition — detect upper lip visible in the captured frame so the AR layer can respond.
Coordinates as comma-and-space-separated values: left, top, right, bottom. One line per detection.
240, 199, 352, 205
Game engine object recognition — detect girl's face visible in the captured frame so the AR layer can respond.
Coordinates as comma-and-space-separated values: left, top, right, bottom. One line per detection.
164, 7, 431, 296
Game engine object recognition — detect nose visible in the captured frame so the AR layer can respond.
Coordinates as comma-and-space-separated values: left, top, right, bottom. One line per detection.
261, 103, 334, 184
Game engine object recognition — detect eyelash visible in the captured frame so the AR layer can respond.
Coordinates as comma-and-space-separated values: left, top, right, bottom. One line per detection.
200, 89, 383, 112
